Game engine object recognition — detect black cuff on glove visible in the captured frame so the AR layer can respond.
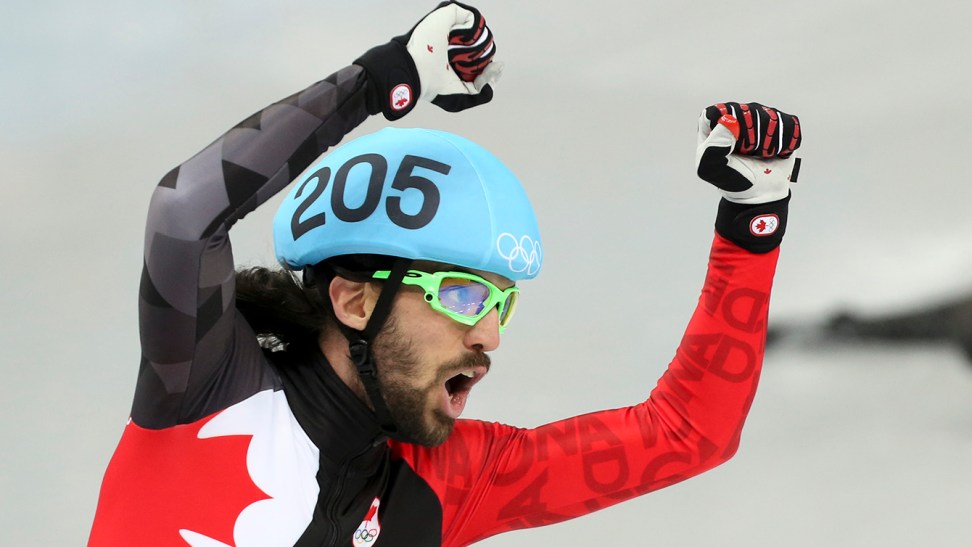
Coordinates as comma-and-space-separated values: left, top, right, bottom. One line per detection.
714, 194, 790, 254
354, 40, 421, 121
431, 84, 493, 112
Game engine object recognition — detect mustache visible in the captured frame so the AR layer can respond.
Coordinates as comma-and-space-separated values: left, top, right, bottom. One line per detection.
441, 352, 491, 376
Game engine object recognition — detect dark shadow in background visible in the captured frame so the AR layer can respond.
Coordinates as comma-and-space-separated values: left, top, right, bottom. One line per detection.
768, 294, 972, 366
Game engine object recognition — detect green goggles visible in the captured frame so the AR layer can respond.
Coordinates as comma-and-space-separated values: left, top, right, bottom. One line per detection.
372, 269, 519, 332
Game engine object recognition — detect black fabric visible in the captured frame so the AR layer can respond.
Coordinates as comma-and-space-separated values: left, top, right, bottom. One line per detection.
158, 166, 179, 189
270, 345, 446, 546
362, 258, 412, 341
354, 1, 497, 120
790, 157, 802, 183
355, 257, 413, 437
375, 461, 444, 545
131, 357, 183, 429
194, 286, 224, 342
704, 102, 802, 158
353, 40, 421, 121
697, 144, 753, 193
270, 347, 391, 546
714, 194, 790, 254
271, 347, 386, 475
138, 266, 171, 308
430, 84, 494, 113
302, 255, 411, 435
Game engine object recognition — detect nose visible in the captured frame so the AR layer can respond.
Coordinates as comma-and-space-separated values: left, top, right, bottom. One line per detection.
464, 307, 501, 352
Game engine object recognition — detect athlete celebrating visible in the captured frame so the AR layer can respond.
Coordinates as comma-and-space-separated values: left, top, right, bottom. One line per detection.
88, 2, 803, 545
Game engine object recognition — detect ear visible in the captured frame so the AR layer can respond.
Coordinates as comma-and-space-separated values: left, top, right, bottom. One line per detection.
329, 276, 379, 331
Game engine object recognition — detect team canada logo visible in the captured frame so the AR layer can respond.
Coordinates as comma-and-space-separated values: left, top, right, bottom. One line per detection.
749, 214, 780, 236
353, 497, 382, 545
390, 84, 412, 112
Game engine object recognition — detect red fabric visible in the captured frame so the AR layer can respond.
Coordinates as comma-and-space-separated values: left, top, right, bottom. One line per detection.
394, 234, 779, 546
88, 414, 269, 547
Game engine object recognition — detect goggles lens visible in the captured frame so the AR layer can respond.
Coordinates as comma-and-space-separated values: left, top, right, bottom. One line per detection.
373, 270, 519, 332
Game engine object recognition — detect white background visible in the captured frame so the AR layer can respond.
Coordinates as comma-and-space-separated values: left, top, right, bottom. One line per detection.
2, 1, 971, 545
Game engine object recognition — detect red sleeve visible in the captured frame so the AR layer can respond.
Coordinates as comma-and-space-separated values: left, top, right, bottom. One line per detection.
393, 233, 779, 546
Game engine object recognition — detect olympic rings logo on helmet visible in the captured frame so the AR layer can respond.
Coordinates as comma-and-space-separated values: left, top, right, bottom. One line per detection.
496, 233, 542, 276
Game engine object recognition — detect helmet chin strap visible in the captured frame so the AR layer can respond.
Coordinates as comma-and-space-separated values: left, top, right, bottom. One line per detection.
347, 257, 412, 437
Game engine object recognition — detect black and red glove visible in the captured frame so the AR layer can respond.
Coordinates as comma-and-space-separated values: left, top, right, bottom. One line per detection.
439, 3, 496, 84
354, 1, 501, 120
702, 102, 801, 158
696, 102, 804, 253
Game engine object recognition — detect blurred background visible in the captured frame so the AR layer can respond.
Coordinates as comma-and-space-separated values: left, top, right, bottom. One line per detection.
3, 1, 971, 545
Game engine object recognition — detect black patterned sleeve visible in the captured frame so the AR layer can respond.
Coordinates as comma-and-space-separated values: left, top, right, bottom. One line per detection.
133, 66, 372, 428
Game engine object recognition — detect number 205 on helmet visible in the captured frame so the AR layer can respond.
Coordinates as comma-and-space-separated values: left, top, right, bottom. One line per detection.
273, 128, 543, 281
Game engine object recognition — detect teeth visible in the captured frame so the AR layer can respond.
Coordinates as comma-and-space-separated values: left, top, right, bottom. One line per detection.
460, 371, 475, 378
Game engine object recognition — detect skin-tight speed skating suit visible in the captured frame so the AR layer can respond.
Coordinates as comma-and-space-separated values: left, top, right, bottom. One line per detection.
88, 63, 780, 546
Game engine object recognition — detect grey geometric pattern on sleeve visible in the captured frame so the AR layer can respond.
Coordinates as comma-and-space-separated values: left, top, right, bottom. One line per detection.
133, 65, 372, 429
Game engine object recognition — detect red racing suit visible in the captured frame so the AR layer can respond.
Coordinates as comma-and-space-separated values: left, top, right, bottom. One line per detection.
88, 62, 780, 546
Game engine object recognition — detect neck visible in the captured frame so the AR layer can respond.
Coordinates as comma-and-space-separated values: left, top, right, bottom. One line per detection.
319, 325, 371, 409
268, 343, 388, 467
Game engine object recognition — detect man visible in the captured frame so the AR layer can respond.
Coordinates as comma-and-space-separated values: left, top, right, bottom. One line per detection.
89, 2, 803, 545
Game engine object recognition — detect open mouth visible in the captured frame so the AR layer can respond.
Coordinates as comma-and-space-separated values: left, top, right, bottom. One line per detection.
442, 366, 488, 419
445, 369, 476, 397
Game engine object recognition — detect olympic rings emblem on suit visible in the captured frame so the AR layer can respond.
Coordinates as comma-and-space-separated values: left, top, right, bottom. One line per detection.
354, 527, 379, 543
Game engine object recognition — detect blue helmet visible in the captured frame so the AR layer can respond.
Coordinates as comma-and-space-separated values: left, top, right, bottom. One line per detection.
273, 127, 542, 280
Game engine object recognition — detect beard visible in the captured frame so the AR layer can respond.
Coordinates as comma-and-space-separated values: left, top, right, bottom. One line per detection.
370, 315, 490, 446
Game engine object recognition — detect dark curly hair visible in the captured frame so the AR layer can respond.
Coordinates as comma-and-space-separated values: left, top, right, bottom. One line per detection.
234, 255, 398, 351
235, 266, 328, 351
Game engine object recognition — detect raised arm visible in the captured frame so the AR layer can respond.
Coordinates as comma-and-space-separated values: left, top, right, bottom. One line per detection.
396, 102, 804, 545
133, 67, 372, 428
428, 234, 779, 544
132, 1, 503, 429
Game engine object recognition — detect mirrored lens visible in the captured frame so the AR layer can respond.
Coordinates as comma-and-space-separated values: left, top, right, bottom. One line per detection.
438, 278, 490, 317
499, 291, 518, 326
